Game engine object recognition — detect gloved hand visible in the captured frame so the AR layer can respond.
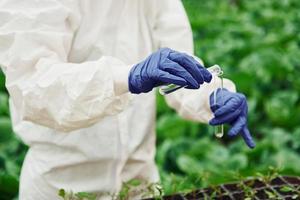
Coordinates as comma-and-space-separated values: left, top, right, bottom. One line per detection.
209, 88, 255, 148
128, 48, 212, 94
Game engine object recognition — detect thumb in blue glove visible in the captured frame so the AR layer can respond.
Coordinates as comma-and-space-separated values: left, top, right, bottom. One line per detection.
128, 48, 212, 94
209, 88, 255, 148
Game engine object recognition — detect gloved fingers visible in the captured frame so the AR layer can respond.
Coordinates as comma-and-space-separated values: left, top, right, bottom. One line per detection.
156, 70, 188, 86
209, 101, 245, 125
161, 59, 199, 89
228, 116, 246, 137
210, 102, 222, 113
209, 88, 225, 113
198, 64, 213, 83
185, 85, 202, 89
209, 89, 231, 108
214, 97, 244, 117
241, 126, 256, 148
168, 52, 206, 84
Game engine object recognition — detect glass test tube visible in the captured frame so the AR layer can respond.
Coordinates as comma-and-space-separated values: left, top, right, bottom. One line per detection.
213, 76, 224, 138
159, 65, 223, 95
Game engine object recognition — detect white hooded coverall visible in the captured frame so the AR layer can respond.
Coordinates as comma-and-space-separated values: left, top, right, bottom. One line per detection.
0, 0, 235, 199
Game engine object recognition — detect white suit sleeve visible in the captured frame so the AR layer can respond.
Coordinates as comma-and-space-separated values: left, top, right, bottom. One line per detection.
153, 0, 236, 123
0, 0, 132, 132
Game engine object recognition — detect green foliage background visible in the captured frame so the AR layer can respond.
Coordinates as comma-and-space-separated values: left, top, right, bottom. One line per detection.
157, 0, 300, 194
0, 0, 300, 198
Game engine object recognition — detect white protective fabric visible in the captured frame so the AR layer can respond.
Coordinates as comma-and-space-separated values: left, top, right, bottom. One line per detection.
0, 0, 235, 199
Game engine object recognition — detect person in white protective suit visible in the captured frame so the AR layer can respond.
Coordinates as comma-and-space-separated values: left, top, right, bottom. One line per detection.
0, 0, 255, 199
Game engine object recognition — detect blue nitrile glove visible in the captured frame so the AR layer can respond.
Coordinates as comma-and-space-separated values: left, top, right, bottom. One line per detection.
209, 88, 255, 148
128, 48, 212, 94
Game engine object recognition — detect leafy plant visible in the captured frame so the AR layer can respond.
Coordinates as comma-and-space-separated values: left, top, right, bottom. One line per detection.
238, 181, 257, 199
264, 189, 279, 199
58, 189, 97, 200
280, 185, 300, 199
58, 179, 164, 200
256, 166, 280, 184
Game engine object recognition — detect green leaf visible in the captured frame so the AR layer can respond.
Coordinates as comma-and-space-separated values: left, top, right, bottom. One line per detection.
265, 190, 276, 198
176, 155, 203, 175
126, 179, 142, 187
265, 91, 299, 127
0, 173, 19, 197
0, 117, 13, 143
0, 93, 9, 116
58, 189, 66, 198
280, 186, 294, 192
0, 70, 5, 91
75, 192, 97, 200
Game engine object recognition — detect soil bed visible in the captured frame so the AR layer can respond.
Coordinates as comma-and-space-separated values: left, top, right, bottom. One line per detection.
142, 176, 300, 200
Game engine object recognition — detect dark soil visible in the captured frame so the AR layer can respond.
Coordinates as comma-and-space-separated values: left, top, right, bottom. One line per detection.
142, 176, 300, 200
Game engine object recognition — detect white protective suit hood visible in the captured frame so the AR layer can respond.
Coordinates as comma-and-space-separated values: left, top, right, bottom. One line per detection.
0, 0, 235, 199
